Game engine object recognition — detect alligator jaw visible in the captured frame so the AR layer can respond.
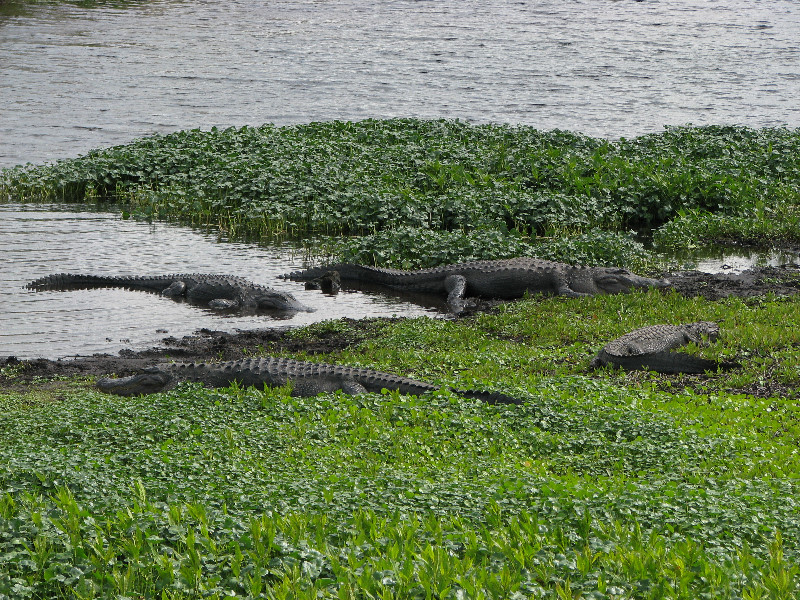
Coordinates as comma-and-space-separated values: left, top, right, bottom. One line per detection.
97, 371, 173, 396
593, 269, 670, 294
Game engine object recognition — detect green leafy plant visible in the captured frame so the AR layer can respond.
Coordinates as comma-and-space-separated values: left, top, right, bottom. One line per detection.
3, 120, 799, 264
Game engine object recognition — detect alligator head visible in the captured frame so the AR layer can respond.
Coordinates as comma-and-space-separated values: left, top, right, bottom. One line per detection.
96, 367, 174, 396
256, 291, 314, 312
588, 267, 670, 295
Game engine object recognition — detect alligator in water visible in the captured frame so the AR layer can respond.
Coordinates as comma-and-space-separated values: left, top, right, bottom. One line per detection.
27, 273, 312, 312
282, 258, 669, 313
589, 321, 739, 373
96, 356, 523, 404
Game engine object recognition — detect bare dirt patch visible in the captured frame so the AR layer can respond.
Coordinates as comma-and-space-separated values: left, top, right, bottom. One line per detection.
1, 318, 389, 385
664, 265, 800, 300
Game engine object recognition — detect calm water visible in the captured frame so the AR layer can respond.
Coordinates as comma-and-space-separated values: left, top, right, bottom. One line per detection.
1, 0, 799, 167
0, 204, 437, 359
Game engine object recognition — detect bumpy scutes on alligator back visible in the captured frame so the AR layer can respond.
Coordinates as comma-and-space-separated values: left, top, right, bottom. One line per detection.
283, 258, 669, 313
96, 356, 523, 405
27, 273, 312, 312
589, 321, 739, 374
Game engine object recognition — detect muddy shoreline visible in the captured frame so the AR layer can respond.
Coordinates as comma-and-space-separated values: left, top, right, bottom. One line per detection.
3, 266, 799, 386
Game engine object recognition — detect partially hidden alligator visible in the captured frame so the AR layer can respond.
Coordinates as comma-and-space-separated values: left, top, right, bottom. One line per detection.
27, 273, 312, 312
589, 322, 739, 374
96, 356, 523, 404
282, 258, 669, 313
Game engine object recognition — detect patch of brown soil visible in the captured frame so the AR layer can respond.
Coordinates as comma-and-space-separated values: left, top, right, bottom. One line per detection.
618, 366, 797, 400
664, 264, 800, 300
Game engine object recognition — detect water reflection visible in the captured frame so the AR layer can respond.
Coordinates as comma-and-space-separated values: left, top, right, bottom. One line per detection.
689, 248, 799, 274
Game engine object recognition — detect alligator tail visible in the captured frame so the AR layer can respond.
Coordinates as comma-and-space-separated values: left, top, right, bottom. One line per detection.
454, 388, 525, 405
281, 264, 389, 283
26, 273, 127, 291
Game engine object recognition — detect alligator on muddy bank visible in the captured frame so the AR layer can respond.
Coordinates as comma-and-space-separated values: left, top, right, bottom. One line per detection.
27, 273, 312, 313
283, 258, 669, 313
590, 321, 739, 374
96, 356, 523, 405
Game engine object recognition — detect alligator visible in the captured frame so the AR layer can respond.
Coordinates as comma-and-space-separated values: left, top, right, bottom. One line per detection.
282, 258, 669, 313
589, 321, 739, 374
96, 356, 523, 404
26, 273, 312, 312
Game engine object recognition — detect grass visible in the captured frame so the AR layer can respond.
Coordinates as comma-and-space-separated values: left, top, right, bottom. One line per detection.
2, 119, 800, 597
2, 290, 800, 598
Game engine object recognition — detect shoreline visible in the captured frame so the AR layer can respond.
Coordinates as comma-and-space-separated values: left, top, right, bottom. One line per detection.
4, 264, 799, 384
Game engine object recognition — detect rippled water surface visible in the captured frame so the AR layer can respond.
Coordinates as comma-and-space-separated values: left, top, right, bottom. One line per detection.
1, 0, 799, 167
0, 204, 437, 359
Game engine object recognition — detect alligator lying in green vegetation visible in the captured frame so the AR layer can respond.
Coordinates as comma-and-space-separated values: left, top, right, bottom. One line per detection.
96, 356, 522, 404
589, 322, 739, 374
27, 273, 312, 313
284, 258, 669, 313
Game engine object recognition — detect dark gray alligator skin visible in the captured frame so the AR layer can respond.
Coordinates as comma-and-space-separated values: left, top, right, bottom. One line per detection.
27, 273, 312, 312
589, 322, 739, 373
96, 356, 523, 404
284, 258, 669, 313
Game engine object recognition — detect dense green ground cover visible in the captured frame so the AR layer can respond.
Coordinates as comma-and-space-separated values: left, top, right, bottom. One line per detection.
2, 119, 800, 268
2, 290, 800, 599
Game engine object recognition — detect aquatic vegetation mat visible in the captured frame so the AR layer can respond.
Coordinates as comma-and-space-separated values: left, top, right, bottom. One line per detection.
2, 120, 800, 596
2, 120, 799, 266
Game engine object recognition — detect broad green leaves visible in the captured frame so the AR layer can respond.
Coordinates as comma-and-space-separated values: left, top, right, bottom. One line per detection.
3, 120, 799, 266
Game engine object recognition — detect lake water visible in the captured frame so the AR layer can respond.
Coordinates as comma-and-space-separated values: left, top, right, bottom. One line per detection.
1, 0, 799, 167
0, 204, 438, 359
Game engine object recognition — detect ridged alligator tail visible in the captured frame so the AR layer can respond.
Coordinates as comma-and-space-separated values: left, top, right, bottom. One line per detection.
590, 322, 740, 374
283, 257, 669, 313
96, 356, 524, 405
27, 273, 312, 312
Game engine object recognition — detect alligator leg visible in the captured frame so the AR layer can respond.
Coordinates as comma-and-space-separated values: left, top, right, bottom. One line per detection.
161, 279, 240, 309
553, 273, 592, 298
341, 378, 369, 394
304, 271, 341, 294
444, 274, 467, 313
289, 375, 368, 397
161, 280, 187, 297
556, 284, 592, 297
208, 299, 240, 309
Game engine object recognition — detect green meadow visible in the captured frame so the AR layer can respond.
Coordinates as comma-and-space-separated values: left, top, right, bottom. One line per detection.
1, 120, 799, 598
